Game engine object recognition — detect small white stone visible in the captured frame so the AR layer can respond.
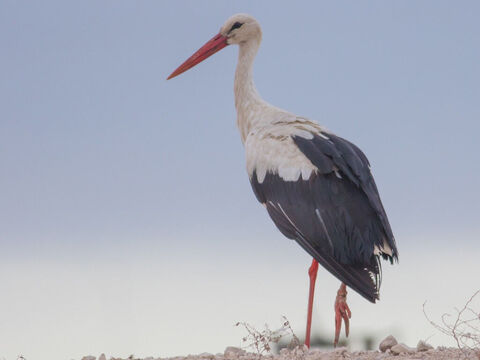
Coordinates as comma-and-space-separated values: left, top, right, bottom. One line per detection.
292, 345, 308, 356
198, 352, 215, 359
334, 346, 348, 355
390, 343, 415, 355
416, 340, 434, 352
378, 335, 398, 352
224, 346, 246, 359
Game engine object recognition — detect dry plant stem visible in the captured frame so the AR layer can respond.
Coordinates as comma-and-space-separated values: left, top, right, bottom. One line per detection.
236, 316, 299, 356
423, 289, 480, 356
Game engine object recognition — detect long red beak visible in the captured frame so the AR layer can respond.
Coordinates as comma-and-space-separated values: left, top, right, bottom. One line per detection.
167, 33, 228, 80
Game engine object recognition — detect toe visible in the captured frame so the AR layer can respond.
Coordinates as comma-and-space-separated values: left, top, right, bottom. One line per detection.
334, 309, 342, 347
342, 310, 350, 337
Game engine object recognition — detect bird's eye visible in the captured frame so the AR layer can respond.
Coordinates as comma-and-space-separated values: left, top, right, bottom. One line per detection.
229, 22, 243, 32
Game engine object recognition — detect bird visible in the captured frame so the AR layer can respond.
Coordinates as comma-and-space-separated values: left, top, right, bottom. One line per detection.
167, 13, 398, 348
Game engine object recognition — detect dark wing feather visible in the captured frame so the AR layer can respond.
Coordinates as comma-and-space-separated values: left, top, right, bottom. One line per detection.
250, 132, 397, 303
294, 133, 398, 259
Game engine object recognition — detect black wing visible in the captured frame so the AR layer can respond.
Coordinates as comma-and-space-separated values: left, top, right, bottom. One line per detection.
250, 133, 398, 303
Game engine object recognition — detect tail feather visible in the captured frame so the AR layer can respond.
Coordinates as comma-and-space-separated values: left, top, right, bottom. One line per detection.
296, 232, 381, 302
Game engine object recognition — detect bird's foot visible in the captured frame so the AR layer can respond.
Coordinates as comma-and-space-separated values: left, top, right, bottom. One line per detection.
333, 283, 351, 347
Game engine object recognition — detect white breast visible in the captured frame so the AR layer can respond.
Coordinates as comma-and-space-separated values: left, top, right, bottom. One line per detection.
245, 117, 327, 183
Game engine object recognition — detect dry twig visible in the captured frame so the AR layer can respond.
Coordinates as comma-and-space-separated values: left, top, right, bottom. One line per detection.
423, 290, 480, 357
235, 316, 300, 356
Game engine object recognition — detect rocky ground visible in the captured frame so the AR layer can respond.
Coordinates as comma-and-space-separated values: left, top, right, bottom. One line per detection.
80, 336, 480, 360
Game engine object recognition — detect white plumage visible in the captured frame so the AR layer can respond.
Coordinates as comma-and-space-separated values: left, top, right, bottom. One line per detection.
228, 14, 330, 183
246, 121, 322, 183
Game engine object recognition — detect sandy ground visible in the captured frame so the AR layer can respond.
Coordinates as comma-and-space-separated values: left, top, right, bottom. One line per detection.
82, 345, 480, 360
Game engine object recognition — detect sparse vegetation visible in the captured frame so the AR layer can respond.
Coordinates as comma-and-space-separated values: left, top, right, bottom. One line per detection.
423, 290, 480, 359
235, 316, 300, 356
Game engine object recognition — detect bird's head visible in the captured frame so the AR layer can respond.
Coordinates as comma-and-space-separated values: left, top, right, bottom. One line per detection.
220, 13, 262, 45
167, 13, 261, 80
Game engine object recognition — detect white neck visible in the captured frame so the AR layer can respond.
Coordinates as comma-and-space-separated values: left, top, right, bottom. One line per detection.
234, 38, 269, 143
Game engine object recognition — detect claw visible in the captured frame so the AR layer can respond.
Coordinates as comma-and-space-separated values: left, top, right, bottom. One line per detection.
341, 302, 351, 337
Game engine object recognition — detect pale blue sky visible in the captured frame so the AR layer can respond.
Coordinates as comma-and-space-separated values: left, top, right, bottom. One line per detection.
1, 1, 479, 359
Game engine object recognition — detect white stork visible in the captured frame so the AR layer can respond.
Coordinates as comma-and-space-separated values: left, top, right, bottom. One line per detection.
167, 13, 398, 348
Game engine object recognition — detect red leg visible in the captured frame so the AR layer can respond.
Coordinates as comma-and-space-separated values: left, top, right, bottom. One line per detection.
333, 283, 351, 347
305, 259, 318, 348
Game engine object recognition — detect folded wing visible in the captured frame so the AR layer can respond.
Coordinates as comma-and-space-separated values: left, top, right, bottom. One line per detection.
249, 131, 398, 303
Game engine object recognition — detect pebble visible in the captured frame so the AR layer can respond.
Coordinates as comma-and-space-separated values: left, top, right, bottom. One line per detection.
378, 335, 398, 352
279, 348, 290, 356
390, 343, 415, 355
292, 345, 308, 356
334, 346, 348, 355
80, 343, 480, 360
224, 346, 246, 359
198, 352, 215, 359
416, 340, 434, 352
